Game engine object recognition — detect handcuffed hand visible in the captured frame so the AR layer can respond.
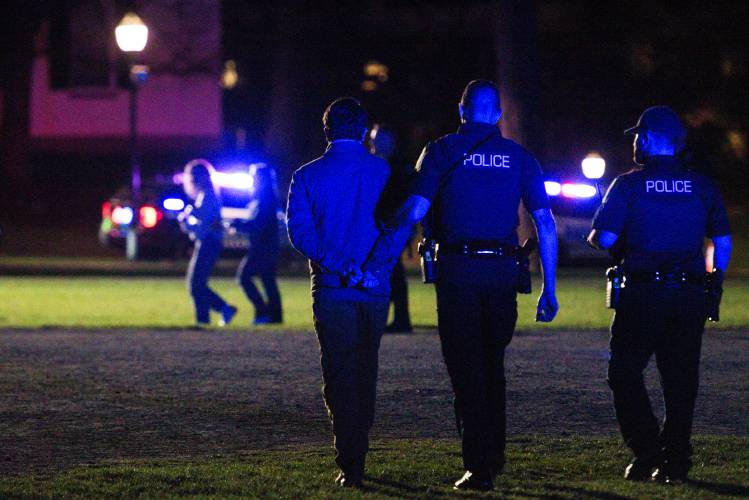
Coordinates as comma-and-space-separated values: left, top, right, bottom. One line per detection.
358, 270, 380, 289
343, 263, 383, 290
344, 264, 363, 287
536, 289, 558, 322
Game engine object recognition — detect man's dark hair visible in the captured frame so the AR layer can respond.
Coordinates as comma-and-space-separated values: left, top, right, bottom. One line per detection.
323, 97, 368, 142
460, 79, 501, 114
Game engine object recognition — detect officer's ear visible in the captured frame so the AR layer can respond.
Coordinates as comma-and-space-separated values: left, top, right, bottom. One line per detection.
458, 103, 465, 123
641, 131, 651, 148
493, 107, 502, 125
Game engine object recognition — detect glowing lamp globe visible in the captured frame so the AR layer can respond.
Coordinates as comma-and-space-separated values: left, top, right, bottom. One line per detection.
581, 152, 606, 179
115, 13, 149, 53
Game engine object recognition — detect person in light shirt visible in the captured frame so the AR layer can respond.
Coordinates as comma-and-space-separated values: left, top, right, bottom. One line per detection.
180, 159, 237, 327
286, 98, 391, 489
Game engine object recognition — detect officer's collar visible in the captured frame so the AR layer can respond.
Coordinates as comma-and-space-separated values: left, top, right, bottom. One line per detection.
644, 154, 681, 170
326, 139, 366, 152
458, 121, 502, 136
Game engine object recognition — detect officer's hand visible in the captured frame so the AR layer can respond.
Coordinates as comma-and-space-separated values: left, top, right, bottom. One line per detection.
344, 264, 363, 287
535, 290, 558, 322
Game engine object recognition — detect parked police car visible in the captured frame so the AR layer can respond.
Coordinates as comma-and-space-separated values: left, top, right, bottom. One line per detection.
543, 153, 608, 263
99, 162, 282, 259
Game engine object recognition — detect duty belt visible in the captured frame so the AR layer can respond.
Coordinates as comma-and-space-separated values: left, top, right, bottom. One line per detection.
625, 271, 704, 285
437, 241, 517, 258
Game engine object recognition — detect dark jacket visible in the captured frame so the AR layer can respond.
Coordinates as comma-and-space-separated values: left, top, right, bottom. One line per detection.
236, 164, 281, 266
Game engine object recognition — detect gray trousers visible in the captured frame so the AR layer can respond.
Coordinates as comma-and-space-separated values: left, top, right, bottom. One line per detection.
312, 294, 388, 475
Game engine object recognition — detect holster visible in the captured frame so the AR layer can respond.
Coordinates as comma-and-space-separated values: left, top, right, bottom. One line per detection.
516, 238, 537, 294
605, 266, 624, 309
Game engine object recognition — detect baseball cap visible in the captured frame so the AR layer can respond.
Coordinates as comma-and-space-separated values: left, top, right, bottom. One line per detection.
624, 106, 686, 143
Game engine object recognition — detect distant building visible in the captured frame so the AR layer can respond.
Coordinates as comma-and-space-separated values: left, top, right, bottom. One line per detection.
29, 0, 222, 156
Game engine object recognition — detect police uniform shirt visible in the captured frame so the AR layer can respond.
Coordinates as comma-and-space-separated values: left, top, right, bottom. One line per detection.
412, 122, 549, 244
592, 155, 731, 273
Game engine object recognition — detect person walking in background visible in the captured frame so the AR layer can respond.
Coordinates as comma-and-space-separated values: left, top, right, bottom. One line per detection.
286, 97, 392, 489
235, 162, 283, 324
179, 159, 237, 328
369, 124, 414, 333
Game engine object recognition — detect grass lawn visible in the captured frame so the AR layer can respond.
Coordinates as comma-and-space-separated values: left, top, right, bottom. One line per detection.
1, 437, 747, 499
1, 272, 749, 330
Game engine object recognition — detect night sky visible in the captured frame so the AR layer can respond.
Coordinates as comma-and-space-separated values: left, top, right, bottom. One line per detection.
222, 1, 748, 196
1, 0, 747, 224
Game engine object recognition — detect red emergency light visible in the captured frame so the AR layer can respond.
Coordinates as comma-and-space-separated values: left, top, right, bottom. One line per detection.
139, 205, 162, 229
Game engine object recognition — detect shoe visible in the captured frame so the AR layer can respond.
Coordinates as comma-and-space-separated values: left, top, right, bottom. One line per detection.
624, 458, 658, 481
651, 460, 689, 484
384, 322, 413, 333
651, 467, 687, 484
453, 470, 493, 491
268, 310, 283, 324
335, 471, 363, 488
219, 305, 238, 326
253, 313, 273, 325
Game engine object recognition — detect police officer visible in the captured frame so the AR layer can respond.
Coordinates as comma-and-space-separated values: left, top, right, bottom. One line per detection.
286, 97, 391, 488
180, 159, 237, 327
235, 162, 283, 324
363, 80, 559, 491
369, 124, 414, 333
587, 106, 732, 483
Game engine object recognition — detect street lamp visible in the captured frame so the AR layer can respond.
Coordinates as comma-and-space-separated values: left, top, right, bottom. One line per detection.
581, 151, 606, 180
115, 12, 149, 261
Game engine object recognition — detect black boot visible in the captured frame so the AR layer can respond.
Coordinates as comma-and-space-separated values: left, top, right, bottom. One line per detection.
453, 470, 493, 491
624, 457, 659, 481
652, 458, 690, 484
335, 470, 363, 488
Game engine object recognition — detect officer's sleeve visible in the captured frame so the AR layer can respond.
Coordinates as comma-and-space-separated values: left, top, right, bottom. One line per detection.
520, 155, 550, 212
286, 171, 345, 274
410, 142, 447, 202
706, 181, 731, 237
592, 177, 629, 235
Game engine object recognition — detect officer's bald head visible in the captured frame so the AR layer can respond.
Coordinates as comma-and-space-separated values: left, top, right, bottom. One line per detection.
459, 80, 502, 125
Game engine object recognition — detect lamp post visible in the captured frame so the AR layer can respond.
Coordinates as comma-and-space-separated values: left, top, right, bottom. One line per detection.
115, 12, 149, 261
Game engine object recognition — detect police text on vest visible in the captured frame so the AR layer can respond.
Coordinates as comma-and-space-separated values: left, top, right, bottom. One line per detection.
645, 180, 692, 193
463, 153, 511, 168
